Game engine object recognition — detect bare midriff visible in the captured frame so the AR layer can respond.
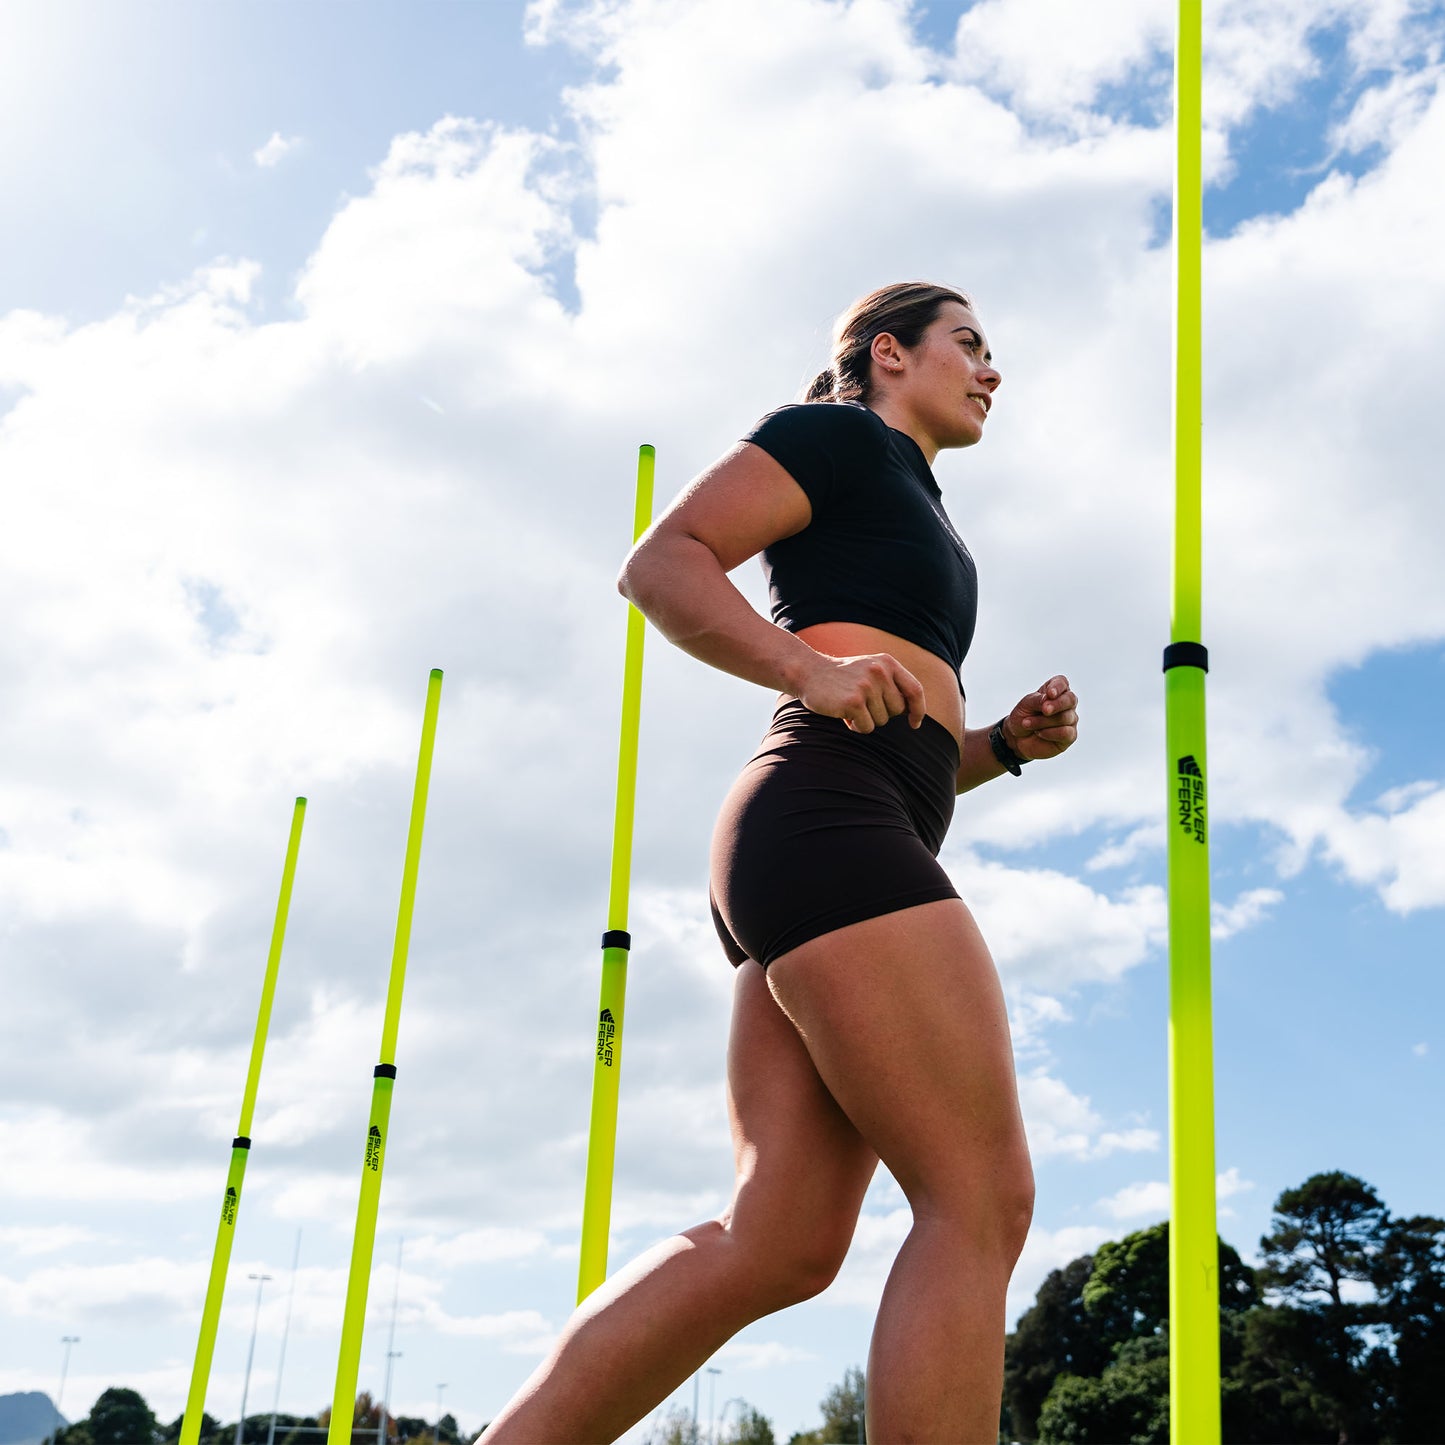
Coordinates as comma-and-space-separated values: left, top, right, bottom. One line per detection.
775, 620, 965, 756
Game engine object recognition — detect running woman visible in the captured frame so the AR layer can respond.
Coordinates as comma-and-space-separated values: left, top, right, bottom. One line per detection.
482, 280, 1079, 1444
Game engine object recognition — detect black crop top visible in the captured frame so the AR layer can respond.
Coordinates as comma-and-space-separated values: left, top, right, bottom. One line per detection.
740, 400, 978, 696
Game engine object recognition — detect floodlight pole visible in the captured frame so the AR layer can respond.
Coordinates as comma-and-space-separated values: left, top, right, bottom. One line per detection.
236, 1273, 273, 1445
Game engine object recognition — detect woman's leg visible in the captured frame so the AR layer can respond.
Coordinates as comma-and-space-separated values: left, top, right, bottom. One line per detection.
481, 960, 878, 1444
766, 897, 1035, 1445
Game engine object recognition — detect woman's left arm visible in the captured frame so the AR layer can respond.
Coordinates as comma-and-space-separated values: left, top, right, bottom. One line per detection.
955, 675, 1079, 794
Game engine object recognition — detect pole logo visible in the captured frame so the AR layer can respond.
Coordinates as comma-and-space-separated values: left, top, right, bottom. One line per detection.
596, 1008, 617, 1068
1176, 755, 1206, 844
221, 1186, 238, 1227
365, 1124, 383, 1172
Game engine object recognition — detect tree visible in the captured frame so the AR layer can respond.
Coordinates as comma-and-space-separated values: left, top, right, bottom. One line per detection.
85, 1392, 158, 1445
643, 1405, 698, 1445
1255, 1171, 1393, 1443
1036, 1334, 1169, 1445
1373, 1213, 1445, 1443
1084, 1221, 1257, 1347
719, 1404, 775, 1445
1258, 1172, 1389, 1311
1003, 1254, 1111, 1443
786, 1366, 866, 1445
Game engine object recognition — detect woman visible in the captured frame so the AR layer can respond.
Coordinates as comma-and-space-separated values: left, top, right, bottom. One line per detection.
482, 281, 1079, 1443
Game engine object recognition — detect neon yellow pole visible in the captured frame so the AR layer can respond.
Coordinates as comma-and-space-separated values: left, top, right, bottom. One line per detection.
329, 670, 443, 1445
181, 798, 307, 1445
1166, 5, 1222, 1441
577, 444, 655, 1303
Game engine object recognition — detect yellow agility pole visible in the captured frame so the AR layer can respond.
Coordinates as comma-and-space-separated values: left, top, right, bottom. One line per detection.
181, 798, 307, 1445
1165, 5, 1222, 1441
329, 670, 443, 1445
578, 444, 655, 1303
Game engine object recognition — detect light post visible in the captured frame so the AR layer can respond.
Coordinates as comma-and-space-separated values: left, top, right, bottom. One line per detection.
433, 1385, 447, 1443
705, 1367, 721, 1444
715, 1397, 746, 1445
267, 1231, 302, 1445
54, 1336, 79, 1442
379, 1238, 403, 1445
236, 1273, 273, 1445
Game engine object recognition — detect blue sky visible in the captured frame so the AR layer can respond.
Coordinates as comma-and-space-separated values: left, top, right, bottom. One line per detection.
2, 0, 1444, 1440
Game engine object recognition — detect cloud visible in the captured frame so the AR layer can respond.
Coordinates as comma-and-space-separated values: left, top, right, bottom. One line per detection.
254, 131, 302, 168
1097, 1167, 1253, 1222
1212, 887, 1285, 939
945, 851, 1168, 991
2, 0, 1443, 1407
1018, 1069, 1159, 1162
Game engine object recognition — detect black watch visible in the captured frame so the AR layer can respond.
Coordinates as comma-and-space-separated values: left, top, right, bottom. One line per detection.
989, 719, 1028, 776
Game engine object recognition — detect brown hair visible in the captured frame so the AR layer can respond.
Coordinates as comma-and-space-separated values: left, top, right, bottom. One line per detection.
802, 281, 975, 404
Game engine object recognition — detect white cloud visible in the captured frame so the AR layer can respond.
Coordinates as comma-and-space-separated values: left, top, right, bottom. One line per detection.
948, 0, 1171, 120
1018, 1069, 1159, 1162
1007, 1223, 1117, 1323
1212, 887, 1285, 939
945, 852, 1168, 991
1099, 1179, 1171, 1221
2, 0, 1443, 1407
0, 1224, 99, 1257
715, 1340, 818, 1371
254, 131, 301, 168
1318, 785, 1445, 912
1098, 1167, 1253, 1221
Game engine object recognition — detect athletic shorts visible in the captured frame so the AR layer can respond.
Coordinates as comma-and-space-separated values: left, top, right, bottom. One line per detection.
709, 698, 961, 970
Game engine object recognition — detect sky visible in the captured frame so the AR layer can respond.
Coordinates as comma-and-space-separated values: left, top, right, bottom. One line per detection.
2, 0, 1443, 1438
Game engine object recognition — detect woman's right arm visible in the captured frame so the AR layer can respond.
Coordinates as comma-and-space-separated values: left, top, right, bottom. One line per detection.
617, 441, 925, 729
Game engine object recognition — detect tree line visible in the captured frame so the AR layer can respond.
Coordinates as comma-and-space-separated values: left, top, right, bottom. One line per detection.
1003, 1170, 1444, 1443
50, 1391, 469, 1445
44, 1168, 1441, 1445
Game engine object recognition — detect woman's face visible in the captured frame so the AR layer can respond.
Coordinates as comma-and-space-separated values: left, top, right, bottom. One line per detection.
875, 300, 1002, 450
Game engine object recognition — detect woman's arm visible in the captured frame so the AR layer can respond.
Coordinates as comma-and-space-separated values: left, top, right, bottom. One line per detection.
619, 441, 926, 730
619, 531, 823, 695
956, 679, 1080, 793
954, 727, 1011, 794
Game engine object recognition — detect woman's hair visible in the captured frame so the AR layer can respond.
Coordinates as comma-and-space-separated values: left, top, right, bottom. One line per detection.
803, 280, 974, 403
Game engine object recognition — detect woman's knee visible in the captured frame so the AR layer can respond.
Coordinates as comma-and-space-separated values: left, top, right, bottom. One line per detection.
754, 1223, 854, 1310
722, 1199, 857, 1311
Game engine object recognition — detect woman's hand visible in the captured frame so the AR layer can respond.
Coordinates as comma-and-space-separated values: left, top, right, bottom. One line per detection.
1001, 675, 1078, 761
797, 652, 927, 733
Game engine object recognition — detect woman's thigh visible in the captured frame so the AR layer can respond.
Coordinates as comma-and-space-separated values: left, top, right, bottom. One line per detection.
722, 960, 879, 1299
765, 898, 1033, 1249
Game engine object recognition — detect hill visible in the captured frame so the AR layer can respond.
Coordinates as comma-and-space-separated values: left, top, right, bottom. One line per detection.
0, 1395, 65, 1445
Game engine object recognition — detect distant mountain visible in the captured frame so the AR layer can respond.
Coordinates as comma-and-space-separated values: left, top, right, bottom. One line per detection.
0, 1394, 66, 1445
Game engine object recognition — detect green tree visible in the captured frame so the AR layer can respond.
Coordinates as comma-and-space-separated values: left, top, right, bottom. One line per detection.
1036, 1334, 1169, 1445
786, 1366, 866, 1445
1373, 1213, 1445, 1443
1003, 1254, 1111, 1443
1255, 1171, 1392, 1443
1084, 1220, 1257, 1347
1258, 1171, 1389, 1310
719, 1404, 775, 1445
85, 1391, 158, 1445
643, 1405, 699, 1445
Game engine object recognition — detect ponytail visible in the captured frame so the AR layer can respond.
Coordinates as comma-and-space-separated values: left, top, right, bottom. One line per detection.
798, 281, 973, 406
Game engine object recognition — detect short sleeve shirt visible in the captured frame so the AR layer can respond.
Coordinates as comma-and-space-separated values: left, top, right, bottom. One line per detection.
740, 400, 978, 695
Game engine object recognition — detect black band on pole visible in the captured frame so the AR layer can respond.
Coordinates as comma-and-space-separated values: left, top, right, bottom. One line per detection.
601, 930, 632, 951
374, 1064, 398, 1080
232, 1136, 252, 1150
1163, 642, 1209, 673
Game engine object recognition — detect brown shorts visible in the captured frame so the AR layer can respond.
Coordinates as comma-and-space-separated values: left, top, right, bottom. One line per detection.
709, 698, 961, 969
